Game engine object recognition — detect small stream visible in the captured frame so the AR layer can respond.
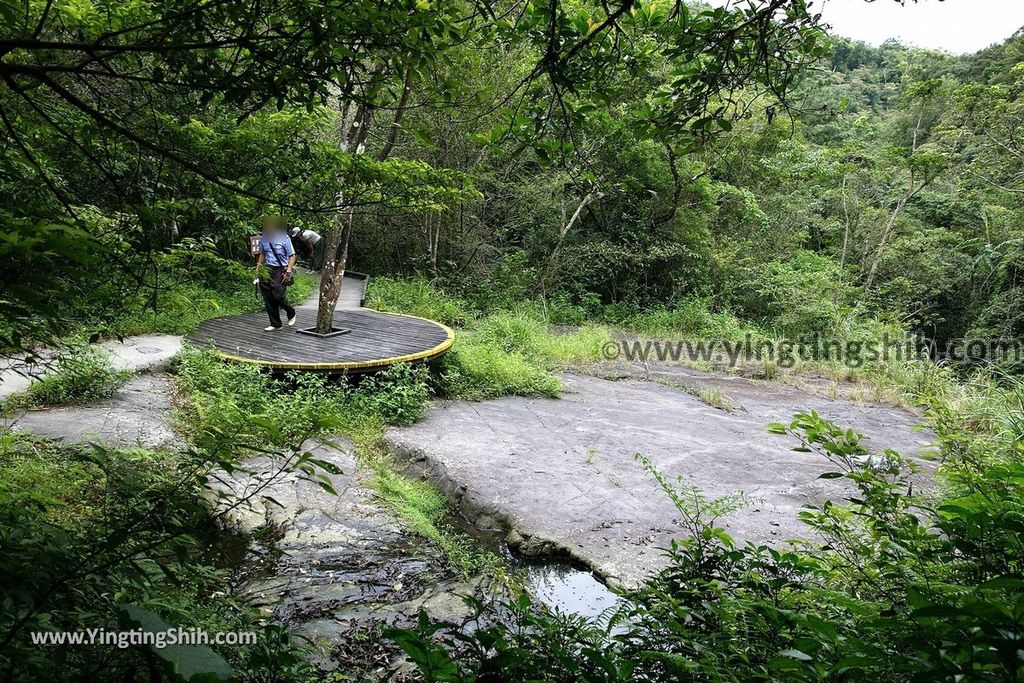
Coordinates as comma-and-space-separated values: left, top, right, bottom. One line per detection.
205, 501, 624, 640
442, 512, 623, 619
518, 559, 623, 618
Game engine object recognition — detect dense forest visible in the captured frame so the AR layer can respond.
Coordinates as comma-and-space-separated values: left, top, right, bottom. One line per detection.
3, 0, 1024, 681
4, 9, 1024, 358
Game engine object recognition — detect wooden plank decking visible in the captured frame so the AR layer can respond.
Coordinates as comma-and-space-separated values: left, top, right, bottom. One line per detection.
190, 273, 454, 371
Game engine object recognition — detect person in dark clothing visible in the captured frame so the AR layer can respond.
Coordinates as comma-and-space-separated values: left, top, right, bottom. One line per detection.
289, 226, 325, 271
253, 216, 297, 331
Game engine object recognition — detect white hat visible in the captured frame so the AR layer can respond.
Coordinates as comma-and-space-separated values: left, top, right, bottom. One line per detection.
289, 227, 301, 237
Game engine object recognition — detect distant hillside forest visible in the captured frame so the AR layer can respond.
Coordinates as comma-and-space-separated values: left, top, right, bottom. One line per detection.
366, 30, 1024, 356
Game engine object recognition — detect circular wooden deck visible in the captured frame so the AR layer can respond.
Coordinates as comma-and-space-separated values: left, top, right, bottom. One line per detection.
190, 274, 454, 371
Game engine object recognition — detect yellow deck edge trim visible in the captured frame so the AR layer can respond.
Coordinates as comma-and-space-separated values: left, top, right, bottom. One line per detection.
208, 309, 455, 370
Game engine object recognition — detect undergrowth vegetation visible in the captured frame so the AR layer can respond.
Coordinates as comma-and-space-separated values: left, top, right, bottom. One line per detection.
366, 275, 949, 412
173, 349, 495, 575
367, 277, 611, 399
0, 432, 314, 682
2, 346, 130, 411
390, 406, 1024, 682
1, 238, 315, 353
174, 348, 428, 445
111, 254, 317, 339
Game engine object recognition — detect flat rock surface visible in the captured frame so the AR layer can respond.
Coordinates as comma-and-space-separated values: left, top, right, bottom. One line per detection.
5, 374, 182, 450
0, 334, 182, 400
100, 334, 182, 373
385, 369, 937, 588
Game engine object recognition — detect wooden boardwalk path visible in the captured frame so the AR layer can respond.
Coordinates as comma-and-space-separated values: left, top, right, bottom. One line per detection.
190, 273, 454, 371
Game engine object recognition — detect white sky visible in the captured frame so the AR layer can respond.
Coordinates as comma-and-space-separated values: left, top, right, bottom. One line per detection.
707, 0, 1024, 55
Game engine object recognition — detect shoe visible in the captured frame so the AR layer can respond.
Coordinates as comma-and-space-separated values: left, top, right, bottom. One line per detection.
287, 314, 297, 327
264, 325, 281, 332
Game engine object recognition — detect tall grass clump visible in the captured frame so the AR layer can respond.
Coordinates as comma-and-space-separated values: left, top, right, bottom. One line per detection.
367, 277, 611, 400
434, 340, 562, 399
365, 277, 476, 328
365, 444, 497, 575
173, 348, 429, 447
472, 311, 610, 361
435, 312, 610, 400
4, 346, 130, 411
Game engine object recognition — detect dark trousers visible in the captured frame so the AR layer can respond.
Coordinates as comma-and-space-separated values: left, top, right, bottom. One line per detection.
259, 267, 295, 328
311, 241, 325, 271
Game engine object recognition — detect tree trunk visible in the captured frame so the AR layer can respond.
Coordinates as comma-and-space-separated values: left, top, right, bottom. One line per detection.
420, 211, 441, 279
838, 173, 852, 296
314, 95, 372, 333
315, 205, 355, 333
863, 193, 909, 292
536, 190, 597, 296
313, 74, 411, 333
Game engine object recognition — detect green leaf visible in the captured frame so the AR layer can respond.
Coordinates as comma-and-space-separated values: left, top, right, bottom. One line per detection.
386, 627, 461, 682
119, 605, 233, 683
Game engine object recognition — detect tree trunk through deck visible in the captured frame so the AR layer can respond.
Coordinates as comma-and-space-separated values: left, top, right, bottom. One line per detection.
316, 205, 355, 333
313, 71, 411, 334
314, 102, 369, 334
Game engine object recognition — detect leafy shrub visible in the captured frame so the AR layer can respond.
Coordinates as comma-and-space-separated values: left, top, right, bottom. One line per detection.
175, 349, 343, 447
468, 250, 538, 311
0, 431, 111, 526
538, 291, 600, 326
0, 434, 314, 682
5, 346, 130, 410
174, 349, 431, 447
617, 298, 751, 340
867, 228, 975, 341
390, 411, 1024, 682
558, 238, 708, 307
754, 251, 858, 335
158, 238, 253, 294
2, 221, 317, 349
350, 363, 431, 425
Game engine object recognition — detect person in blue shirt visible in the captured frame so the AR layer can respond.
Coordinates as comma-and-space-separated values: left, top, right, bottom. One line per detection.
253, 216, 297, 330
